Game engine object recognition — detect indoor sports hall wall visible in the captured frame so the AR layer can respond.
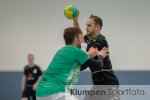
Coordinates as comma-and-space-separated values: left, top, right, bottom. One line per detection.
0, 0, 150, 100
0, 0, 150, 71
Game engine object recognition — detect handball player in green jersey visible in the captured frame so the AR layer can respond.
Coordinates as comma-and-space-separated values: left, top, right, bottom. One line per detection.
36, 27, 108, 100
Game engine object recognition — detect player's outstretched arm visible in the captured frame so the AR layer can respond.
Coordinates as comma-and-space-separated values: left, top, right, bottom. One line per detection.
81, 47, 108, 71
73, 16, 80, 28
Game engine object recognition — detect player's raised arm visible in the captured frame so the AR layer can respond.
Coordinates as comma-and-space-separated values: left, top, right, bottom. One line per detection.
73, 16, 80, 28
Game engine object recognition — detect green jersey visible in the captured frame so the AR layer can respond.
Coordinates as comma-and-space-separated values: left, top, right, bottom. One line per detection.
36, 45, 90, 97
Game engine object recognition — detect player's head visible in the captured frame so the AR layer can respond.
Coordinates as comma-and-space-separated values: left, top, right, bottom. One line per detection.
86, 15, 103, 38
63, 27, 83, 48
27, 53, 34, 65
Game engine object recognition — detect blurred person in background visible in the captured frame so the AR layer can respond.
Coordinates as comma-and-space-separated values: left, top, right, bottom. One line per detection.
21, 53, 42, 100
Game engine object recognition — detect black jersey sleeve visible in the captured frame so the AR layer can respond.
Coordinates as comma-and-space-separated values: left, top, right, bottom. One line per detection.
35, 65, 42, 76
96, 39, 112, 69
23, 66, 27, 75
86, 35, 112, 69
81, 56, 103, 72
37, 67, 42, 76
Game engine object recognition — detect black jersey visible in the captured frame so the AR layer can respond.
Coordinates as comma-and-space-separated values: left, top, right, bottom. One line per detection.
24, 65, 42, 87
84, 34, 119, 85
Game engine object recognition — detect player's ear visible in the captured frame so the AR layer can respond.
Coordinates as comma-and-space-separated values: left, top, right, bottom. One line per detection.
74, 36, 78, 43
81, 34, 84, 42
96, 25, 99, 31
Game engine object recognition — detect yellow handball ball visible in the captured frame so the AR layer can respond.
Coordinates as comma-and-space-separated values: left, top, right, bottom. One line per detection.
64, 5, 79, 19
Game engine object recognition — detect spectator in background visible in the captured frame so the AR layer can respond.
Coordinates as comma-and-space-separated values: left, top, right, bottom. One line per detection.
22, 53, 42, 100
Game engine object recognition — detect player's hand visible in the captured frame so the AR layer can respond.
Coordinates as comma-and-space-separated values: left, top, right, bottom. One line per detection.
32, 84, 37, 90
87, 47, 98, 58
97, 47, 109, 58
73, 11, 79, 21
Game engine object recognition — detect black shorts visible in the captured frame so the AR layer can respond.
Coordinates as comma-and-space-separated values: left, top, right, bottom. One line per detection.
22, 87, 36, 100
